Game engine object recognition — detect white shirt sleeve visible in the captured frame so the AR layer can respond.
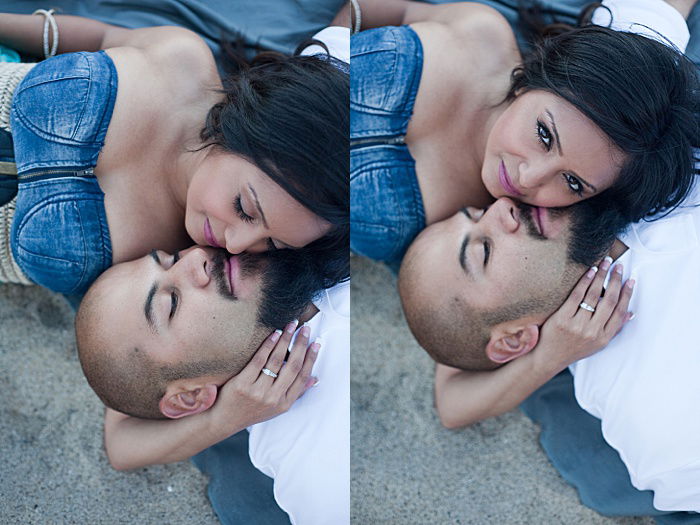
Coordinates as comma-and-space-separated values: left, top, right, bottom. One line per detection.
593, 0, 690, 52
300, 26, 350, 64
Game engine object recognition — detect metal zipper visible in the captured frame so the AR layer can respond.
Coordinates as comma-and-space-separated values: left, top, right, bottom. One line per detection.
350, 134, 405, 149
18, 167, 95, 182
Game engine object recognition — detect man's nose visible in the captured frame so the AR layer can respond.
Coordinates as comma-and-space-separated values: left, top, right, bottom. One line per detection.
172, 247, 211, 287
225, 226, 267, 254
492, 198, 520, 234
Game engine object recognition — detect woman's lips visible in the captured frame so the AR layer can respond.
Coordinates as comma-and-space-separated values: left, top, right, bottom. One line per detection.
204, 218, 222, 248
533, 206, 547, 238
228, 255, 240, 297
499, 161, 523, 197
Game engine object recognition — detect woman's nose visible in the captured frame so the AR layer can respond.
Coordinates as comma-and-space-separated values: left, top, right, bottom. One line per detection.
224, 226, 261, 255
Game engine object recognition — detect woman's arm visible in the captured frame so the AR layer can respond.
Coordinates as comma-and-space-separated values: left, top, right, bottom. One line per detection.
435, 258, 634, 429
0, 12, 206, 58
104, 327, 320, 471
355, 0, 508, 31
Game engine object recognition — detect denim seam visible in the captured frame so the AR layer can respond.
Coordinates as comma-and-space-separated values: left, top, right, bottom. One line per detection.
15, 192, 102, 265
69, 55, 92, 143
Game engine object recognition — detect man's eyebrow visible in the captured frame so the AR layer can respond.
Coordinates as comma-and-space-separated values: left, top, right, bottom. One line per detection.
546, 110, 597, 193
248, 184, 269, 229
145, 250, 160, 333
144, 283, 158, 334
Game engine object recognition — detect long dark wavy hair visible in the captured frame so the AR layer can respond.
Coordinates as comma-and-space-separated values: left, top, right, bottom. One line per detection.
509, 3, 700, 222
200, 39, 349, 287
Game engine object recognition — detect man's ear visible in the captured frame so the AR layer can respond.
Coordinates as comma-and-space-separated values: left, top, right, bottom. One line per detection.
485, 323, 540, 364
159, 383, 219, 419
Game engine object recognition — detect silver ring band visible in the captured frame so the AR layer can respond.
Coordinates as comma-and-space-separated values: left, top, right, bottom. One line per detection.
579, 301, 596, 313
261, 368, 278, 378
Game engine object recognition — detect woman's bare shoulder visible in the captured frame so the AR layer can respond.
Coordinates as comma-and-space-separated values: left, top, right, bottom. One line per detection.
411, 3, 520, 73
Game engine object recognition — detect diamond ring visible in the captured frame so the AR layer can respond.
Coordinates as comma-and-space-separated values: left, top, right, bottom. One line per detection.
262, 368, 278, 378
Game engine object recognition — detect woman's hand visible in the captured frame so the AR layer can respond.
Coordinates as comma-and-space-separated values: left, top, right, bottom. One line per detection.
535, 256, 635, 372
212, 320, 321, 434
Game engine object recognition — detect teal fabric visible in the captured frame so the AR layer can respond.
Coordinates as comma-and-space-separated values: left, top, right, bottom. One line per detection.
0, 45, 20, 62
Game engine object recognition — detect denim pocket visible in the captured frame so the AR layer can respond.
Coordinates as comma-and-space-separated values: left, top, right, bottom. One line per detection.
12, 181, 110, 295
12, 53, 98, 146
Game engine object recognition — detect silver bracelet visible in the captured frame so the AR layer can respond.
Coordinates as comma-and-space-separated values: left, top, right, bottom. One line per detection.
32, 9, 59, 59
350, 0, 362, 35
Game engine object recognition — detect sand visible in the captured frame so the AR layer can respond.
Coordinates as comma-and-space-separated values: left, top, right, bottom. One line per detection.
0, 283, 218, 525
350, 255, 654, 524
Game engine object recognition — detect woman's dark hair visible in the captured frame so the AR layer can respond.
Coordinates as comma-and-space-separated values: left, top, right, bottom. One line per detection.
200, 41, 349, 287
507, 13, 700, 222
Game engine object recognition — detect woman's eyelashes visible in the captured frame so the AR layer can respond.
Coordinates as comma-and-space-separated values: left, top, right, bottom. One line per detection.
234, 194, 255, 223
536, 120, 585, 197
536, 120, 552, 151
564, 173, 584, 196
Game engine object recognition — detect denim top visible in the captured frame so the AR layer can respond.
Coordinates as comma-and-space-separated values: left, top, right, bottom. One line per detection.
10, 51, 117, 296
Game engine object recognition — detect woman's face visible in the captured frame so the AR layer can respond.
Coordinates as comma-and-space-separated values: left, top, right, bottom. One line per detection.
482, 90, 626, 207
185, 149, 331, 254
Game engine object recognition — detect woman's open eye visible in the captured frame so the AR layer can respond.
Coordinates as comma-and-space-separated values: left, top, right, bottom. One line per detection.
564, 173, 584, 196
234, 195, 255, 223
536, 120, 552, 151
169, 291, 179, 320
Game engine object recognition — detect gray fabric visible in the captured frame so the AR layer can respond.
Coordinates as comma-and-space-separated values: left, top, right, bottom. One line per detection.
432, 0, 700, 67
2, 0, 344, 67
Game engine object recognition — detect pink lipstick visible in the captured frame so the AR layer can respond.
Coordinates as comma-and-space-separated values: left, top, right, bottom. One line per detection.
204, 218, 222, 248
499, 161, 523, 197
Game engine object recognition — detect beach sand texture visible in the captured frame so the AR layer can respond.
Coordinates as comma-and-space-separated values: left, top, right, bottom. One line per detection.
350, 255, 655, 524
0, 283, 218, 524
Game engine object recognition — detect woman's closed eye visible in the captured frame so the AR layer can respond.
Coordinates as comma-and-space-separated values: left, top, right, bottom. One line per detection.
234, 194, 255, 223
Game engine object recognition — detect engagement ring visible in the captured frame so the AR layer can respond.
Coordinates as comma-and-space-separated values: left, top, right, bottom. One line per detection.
262, 368, 278, 378
579, 302, 596, 313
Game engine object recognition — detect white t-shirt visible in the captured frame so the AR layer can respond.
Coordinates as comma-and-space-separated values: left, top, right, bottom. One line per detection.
301, 26, 350, 64
570, 0, 697, 512
569, 182, 700, 511
593, 0, 690, 51
247, 280, 350, 525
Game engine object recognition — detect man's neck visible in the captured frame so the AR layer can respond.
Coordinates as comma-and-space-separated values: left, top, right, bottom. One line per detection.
299, 303, 320, 324
609, 237, 630, 261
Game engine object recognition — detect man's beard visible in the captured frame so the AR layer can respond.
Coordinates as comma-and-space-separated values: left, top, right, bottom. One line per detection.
514, 199, 627, 267
210, 248, 324, 329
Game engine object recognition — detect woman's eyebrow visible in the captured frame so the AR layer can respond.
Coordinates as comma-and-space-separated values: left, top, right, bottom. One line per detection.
547, 110, 598, 193
546, 110, 564, 156
248, 184, 269, 228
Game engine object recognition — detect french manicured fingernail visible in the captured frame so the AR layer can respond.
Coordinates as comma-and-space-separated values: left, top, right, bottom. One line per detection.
629, 312, 635, 320
626, 279, 635, 289
601, 256, 612, 270
586, 267, 596, 278
614, 264, 623, 274
301, 324, 310, 338
309, 377, 320, 388
286, 319, 299, 334
591, 265, 598, 273
310, 341, 321, 354
271, 329, 282, 342
313, 336, 324, 348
